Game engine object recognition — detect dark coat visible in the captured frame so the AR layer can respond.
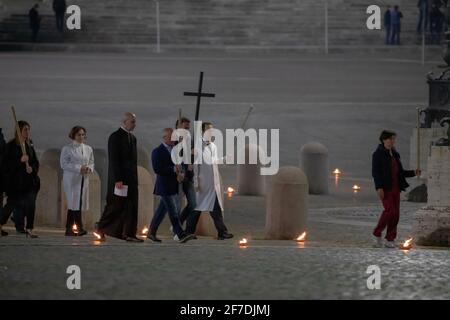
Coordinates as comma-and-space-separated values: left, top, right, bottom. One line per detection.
107, 128, 138, 195
52, 0, 67, 13
372, 144, 415, 192
152, 143, 178, 196
0, 128, 6, 192
28, 7, 40, 30
3, 139, 40, 196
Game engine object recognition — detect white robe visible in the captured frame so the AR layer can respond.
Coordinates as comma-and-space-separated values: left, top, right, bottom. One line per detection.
60, 142, 95, 211
194, 141, 224, 212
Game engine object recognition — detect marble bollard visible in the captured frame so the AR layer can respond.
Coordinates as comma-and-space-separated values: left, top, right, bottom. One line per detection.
138, 166, 155, 232
93, 148, 108, 208
265, 166, 308, 240
39, 149, 63, 226
237, 144, 265, 196
409, 127, 447, 174
35, 165, 59, 227
138, 147, 151, 172
413, 146, 450, 246
300, 142, 329, 195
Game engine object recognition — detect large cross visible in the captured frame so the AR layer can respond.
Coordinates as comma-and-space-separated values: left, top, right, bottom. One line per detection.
183, 71, 215, 121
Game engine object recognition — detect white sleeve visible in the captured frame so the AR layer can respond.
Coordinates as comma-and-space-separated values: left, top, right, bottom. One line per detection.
87, 146, 95, 172
60, 146, 82, 173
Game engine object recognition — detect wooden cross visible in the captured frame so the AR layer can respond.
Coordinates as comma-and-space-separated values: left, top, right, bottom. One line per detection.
183, 71, 215, 121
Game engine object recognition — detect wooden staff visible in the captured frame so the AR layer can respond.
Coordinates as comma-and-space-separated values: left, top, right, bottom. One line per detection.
416, 107, 421, 179
11, 105, 27, 156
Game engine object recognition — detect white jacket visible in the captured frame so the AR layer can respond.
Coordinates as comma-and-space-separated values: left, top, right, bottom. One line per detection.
60, 142, 94, 211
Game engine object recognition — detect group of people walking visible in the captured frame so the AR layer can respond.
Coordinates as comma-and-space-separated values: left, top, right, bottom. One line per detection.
0, 112, 233, 244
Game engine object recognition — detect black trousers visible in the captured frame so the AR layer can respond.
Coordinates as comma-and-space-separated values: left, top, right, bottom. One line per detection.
55, 11, 65, 32
97, 186, 138, 239
186, 196, 228, 236
0, 192, 37, 230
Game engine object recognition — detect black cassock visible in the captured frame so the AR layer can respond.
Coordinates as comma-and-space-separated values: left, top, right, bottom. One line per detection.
97, 128, 138, 239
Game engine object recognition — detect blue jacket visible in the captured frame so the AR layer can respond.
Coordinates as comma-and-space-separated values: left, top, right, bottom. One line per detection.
152, 143, 178, 196
372, 144, 415, 192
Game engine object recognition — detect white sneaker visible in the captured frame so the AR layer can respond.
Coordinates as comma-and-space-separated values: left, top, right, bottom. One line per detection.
173, 234, 179, 241
373, 235, 383, 247
169, 226, 174, 236
384, 240, 396, 248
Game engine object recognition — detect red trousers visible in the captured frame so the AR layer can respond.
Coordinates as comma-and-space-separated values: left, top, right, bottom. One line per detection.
373, 189, 400, 241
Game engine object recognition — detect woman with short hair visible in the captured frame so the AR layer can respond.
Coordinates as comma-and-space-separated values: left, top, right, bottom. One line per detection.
372, 130, 420, 248
60, 126, 94, 236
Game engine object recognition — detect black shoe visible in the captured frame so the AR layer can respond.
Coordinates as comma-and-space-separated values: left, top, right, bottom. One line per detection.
78, 229, 87, 236
0, 230, 8, 236
25, 230, 38, 238
147, 234, 162, 243
218, 233, 234, 240
125, 236, 144, 243
179, 233, 195, 243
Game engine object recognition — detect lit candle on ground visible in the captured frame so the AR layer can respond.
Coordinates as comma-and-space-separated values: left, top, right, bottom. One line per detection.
400, 238, 413, 250
333, 168, 341, 175
296, 232, 306, 242
226, 187, 235, 198
72, 224, 78, 235
93, 232, 102, 240
352, 185, 361, 193
239, 238, 248, 247
141, 227, 149, 236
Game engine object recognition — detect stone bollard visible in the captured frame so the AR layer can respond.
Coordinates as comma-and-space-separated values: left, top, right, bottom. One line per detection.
61, 171, 102, 231
93, 148, 108, 208
300, 142, 329, 195
265, 166, 308, 240
38, 149, 63, 226
137, 166, 155, 232
413, 146, 450, 246
138, 147, 151, 172
409, 127, 447, 174
237, 144, 265, 196
35, 165, 59, 227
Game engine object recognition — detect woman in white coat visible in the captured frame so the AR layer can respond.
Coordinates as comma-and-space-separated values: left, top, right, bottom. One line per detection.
187, 122, 233, 240
60, 126, 94, 236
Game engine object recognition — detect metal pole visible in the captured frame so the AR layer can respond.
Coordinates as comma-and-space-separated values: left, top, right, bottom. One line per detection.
325, 0, 328, 54
155, 1, 160, 53
422, 21, 425, 66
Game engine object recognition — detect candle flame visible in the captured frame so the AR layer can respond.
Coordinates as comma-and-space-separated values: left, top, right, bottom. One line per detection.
352, 185, 361, 191
93, 232, 102, 240
333, 168, 341, 175
239, 238, 248, 246
296, 232, 307, 242
142, 227, 149, 235
227, 187, 235, 193
72, 224, 78, 233
401, 238, 413, 249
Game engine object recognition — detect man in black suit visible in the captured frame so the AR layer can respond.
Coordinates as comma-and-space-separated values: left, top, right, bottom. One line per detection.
146, 128, 195, 243
52, 0, 66, 33
95, 113, 142, 242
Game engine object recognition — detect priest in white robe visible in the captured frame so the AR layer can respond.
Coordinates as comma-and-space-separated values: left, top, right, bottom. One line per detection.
186, 122, 233, 240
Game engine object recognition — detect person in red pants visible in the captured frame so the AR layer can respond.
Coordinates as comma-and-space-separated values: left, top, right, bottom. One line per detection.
372, 130, 420, 248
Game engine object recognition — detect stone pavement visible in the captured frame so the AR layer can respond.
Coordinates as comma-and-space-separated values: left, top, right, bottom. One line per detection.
1, 196, 449, 300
